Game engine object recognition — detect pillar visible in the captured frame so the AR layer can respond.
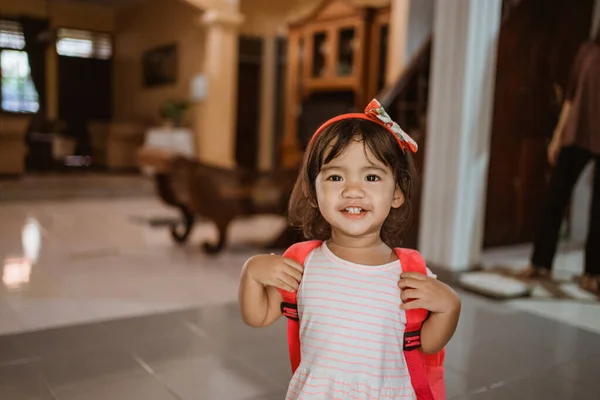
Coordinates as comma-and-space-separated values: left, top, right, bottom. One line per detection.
257, 35, 276, 171
196, 9, 244, 168
45, 47, 58, 120
418, 0, 502, 270
386, 0, 410, 85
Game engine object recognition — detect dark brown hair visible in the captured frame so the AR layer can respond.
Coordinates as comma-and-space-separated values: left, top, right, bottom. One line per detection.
288, 118, 417, 248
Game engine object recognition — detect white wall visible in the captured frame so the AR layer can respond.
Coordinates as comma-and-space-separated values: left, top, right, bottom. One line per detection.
405, 0, 434, 60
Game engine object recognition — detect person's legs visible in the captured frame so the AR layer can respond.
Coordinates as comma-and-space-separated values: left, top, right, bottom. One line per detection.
522, 146, 591, 278
580, 155, 600, 293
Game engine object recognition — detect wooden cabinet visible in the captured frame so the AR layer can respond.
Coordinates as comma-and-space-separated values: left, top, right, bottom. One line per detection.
281, 0, 390, 168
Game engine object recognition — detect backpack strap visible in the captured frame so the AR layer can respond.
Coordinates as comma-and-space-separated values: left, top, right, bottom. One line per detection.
278, 240, 323, 373
395, 248, 435, 400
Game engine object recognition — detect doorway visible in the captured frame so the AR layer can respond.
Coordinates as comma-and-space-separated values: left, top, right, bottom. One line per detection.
235, 36, 263, 171
484, 0, 595, 247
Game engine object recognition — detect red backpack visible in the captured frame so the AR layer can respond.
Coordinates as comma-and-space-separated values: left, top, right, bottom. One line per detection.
277, 240, 446, 400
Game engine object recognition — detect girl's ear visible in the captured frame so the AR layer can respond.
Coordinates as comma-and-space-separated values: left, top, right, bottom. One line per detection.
391, 186, 405, 208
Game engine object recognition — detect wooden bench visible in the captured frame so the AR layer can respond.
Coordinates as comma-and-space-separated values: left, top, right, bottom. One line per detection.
138, 148, 303, 253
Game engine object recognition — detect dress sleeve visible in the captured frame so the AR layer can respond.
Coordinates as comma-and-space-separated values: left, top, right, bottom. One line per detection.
565, 42, 590, 101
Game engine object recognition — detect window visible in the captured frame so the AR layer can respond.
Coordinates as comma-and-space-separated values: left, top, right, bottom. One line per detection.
56, 28, 112, 59
1, 50, 39, 113
0, 19, 39, 113
0, 20, 25, 49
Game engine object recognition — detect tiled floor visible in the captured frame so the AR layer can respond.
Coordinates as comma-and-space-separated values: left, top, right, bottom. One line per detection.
480, 243, 600, 334
0, 181, 287, 335
1, 174, 599, 399
1, 296, 599, 399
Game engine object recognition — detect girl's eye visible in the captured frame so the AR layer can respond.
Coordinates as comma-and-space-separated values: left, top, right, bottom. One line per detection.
327, 175, 343, 182
366, 175, 381, 182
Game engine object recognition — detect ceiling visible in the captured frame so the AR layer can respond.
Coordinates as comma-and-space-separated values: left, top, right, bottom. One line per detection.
50, 0, 145, 8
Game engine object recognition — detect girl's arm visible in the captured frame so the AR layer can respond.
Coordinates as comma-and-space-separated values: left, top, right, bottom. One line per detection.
238, 254, 303, 327
399, 272, 461, 354
419, 303, 461, 354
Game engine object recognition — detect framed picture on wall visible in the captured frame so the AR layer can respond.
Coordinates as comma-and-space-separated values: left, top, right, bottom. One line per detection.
142, 44, 177, 87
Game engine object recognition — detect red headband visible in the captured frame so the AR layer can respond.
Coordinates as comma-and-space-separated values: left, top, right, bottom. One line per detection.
307, 99, 418, 153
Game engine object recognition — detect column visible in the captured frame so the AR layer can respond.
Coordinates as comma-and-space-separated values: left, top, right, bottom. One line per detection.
418, 0, 502, 270
45, 47, 58, 120
385, 0, 410, 86
196, 9, 244, 168
257, 35, 276, 171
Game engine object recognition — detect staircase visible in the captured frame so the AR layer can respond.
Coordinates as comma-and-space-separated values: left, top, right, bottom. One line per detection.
377, 36, 432, 249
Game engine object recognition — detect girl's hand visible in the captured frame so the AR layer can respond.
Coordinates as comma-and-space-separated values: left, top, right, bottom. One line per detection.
245, 254, 304, 292
398, 272, 460, 314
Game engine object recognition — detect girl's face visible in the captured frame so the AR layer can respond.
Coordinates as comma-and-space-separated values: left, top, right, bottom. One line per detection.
315, 139, 404, 242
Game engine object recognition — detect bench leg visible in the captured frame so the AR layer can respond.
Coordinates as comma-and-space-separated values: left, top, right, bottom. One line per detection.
170, 208, 195, 244
202, 220, 230, 254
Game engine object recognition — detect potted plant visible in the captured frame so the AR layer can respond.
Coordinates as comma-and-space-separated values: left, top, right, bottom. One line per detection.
160, 99, 190, 127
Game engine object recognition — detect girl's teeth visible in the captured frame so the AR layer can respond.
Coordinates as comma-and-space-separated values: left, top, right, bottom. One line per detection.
345, 207, 363, 214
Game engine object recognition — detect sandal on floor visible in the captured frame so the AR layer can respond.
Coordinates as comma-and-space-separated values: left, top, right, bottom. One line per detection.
578, 274, 600, 296
515, 265, 551, 281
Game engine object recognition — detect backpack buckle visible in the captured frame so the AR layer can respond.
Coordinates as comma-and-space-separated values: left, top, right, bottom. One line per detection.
403, 330, 421, 351
280, 302, 299, 321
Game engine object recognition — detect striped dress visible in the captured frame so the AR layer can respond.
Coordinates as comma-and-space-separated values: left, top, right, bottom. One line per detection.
285, 242, 435, 400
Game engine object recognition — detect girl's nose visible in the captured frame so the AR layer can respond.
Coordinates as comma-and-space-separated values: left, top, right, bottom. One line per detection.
342, 182, 365, 198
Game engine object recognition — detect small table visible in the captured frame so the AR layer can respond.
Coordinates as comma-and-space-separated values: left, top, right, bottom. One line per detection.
143, 127, 194, 157
142, 127, 195, 175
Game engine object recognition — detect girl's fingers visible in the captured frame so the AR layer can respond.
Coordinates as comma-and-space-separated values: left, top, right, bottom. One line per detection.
400, 272, 427, 280
400, 288, 419, 302
278, 274, 300, 291
275, 278, 296, 293
283, 258, 305, 273
401, 299, 427, 310
284, 267, 303, 283
398, 278, 424, 289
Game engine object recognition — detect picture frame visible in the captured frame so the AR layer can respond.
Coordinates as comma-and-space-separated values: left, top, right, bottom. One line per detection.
142, 44, 177, 87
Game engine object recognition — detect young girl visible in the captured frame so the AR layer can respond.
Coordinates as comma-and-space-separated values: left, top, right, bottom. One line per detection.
239, 100, 461, 399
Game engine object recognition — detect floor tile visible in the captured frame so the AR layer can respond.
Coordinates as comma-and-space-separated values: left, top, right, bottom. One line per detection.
0, 363, 55, 400
14, 321, 118, 358
443, 367, 484, 399
455, 370, 597, 400
40, 346, 146, 391
551, 353, 600, 389
149, 353, 281, 400
246, 390, 289, 400
125, 324, 213, 366
52, 373, 177, 400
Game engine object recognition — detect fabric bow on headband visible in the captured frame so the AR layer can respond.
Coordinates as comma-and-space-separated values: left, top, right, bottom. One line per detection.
310, 99, 418, 153
364, 99, 418, 153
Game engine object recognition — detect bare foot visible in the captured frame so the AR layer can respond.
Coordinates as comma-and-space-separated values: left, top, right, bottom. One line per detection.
516, 265, 550, 280
579, 274, 600, 295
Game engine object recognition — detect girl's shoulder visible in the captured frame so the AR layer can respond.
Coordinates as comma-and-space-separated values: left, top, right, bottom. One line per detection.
283, 240, 324, 265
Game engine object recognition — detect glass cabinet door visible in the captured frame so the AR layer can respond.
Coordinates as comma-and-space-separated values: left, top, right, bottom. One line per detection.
336, 26, 356, 77
311, 31, 328, 78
